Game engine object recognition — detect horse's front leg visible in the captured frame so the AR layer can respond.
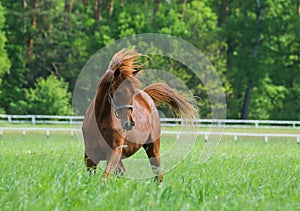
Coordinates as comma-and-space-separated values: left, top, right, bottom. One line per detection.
114, 160, 126, 176
104, 141, 124, 181
85, 153, 97, 175
143, 138, 163, 182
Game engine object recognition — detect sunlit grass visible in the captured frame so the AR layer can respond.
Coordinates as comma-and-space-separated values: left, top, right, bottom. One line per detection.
0, 131, 299, 210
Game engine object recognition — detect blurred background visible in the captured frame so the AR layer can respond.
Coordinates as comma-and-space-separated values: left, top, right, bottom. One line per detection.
0, 0, 299, 120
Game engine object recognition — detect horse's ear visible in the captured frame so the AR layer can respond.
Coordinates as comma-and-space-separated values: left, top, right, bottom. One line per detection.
132, 68, 141, 76
114, 68, 120, 78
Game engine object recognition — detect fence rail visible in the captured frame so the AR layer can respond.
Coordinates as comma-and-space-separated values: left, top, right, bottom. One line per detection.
0, 127, 299, 144
0, 114, 83, 125
1, 114, 300, 129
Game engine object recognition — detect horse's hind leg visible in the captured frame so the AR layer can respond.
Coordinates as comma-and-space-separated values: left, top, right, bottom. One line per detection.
143, 139, 163, 182
85, 153, 97, 175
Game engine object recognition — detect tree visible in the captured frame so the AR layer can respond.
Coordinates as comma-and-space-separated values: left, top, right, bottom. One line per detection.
220, 0, 267, 119
211, 0, 300, 120
0, 1, 30, 114
1, 0, 89, 114
0, 3, 10, 88
1, 0, 299, 119
0, 3, 11, 113
13, 75, 72, 115
260, 0, 300, 120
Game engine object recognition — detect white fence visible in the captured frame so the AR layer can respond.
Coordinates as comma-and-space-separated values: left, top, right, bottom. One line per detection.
0, 114, 83, 125
0, 127, 299, 144
1, 114, 300, 128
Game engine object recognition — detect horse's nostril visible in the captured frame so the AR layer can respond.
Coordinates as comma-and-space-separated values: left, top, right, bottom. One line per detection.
123, 122, 132, 130
131, 121, 135, 127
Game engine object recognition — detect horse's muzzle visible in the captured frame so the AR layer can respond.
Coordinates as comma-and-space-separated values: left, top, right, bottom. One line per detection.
123, 120, 135, 130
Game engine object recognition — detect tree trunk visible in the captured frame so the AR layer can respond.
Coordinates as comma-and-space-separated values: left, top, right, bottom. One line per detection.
152, 0, 160, 29
240, 0, 262, 119
64, 0, 73, 25
23, 0, 27, 32
64, 0, 73, 13
180, 0, 186, 19
217, 0, 229, 26
26, 0, 38, 67
82, 0, 89, 7
109, 0, 114, 16
94, 0, 102, 21
252, 0, 262, 59
241, 80, 253, 119
153, 0, 159, 16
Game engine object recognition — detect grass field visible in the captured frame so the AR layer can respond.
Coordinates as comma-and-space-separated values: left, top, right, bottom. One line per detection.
0, 127, 299, 211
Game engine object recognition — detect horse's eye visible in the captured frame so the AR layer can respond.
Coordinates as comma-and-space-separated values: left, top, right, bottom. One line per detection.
114, 68, 120, 77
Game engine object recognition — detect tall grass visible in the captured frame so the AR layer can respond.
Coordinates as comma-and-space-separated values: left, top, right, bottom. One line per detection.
0, 132, 299, 210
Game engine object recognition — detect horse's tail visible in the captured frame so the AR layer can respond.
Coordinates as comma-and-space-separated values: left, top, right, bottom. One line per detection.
144, 83, 197, 119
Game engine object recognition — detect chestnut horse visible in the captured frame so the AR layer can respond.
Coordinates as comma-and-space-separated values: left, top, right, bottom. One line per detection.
82, 49, 196, 182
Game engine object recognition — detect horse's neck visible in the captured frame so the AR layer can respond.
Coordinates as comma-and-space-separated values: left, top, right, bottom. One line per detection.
95, 74, 112, 121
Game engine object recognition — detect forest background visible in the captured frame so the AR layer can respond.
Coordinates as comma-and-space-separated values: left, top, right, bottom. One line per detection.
0, 0, 299, 120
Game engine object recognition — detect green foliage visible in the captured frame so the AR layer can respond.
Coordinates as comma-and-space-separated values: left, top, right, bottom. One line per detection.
13, 75, 72, 115
214, 0, 300, 120
0, 3, 10, 76
0, 3, 11, 114
261, 0, 300, 120
0, 3, 11, 98
0, 0, 299, 119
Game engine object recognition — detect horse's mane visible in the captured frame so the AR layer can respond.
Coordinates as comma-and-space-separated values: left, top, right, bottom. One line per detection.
108, 49, 143, 88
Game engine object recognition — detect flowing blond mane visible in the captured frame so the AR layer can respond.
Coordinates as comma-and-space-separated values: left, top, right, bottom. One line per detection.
109, 49, 142, 75
108, 49, 143, 89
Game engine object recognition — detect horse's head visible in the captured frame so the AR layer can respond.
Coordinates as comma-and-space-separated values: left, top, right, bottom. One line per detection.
109, 70, 136, 130
108, 49, 142, 130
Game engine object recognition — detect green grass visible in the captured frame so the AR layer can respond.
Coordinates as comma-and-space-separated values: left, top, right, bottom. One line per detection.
0, 130, 299, 211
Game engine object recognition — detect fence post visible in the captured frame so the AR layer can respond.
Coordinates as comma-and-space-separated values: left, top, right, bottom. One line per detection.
31, 115, 36, 124
255, 121, 259, 128
7, 115, 12, 123
234, 135, 238, 141
181, 118, 184, 127
265, 136, 268, 143
0, 128, 2, 136
46, 130, 50, 138
204, 133, 208, 142
176, 132, 180, 139
297, 137, 300, 144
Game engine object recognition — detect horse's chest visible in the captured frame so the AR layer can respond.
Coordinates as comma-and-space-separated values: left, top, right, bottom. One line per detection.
122, 141, 142, 158
125, 128, 150, 145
